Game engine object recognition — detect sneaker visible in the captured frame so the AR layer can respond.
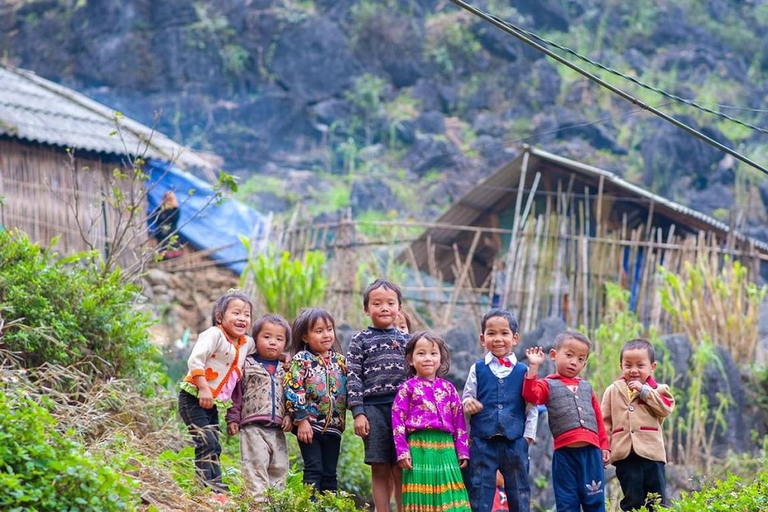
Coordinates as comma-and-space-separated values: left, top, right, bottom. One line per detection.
212, 493, 229, 505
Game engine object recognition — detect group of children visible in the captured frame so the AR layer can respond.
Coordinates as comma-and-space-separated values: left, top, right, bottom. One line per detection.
179, 280, 675, 512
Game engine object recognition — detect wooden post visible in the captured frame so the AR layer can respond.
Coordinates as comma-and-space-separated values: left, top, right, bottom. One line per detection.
502, 150, 530, 309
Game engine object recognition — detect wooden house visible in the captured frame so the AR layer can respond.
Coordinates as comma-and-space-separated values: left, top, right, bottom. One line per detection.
0, 64, 214, 259
407, 145, 768, 328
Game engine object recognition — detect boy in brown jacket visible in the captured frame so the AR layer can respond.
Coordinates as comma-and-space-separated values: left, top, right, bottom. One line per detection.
601, 339, 675, 511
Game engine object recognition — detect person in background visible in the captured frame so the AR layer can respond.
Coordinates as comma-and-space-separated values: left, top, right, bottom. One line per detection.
178, 290, 255, 505
601, 339, 675, 511
523, 331, 610, 512
396, 311, 412, 334
347, 278, 410, 512
284, 308, 347, 493
392, 331, 470, 512
151, 191, 181, 258
462, 308, 538, 512
226, 314, 292, 505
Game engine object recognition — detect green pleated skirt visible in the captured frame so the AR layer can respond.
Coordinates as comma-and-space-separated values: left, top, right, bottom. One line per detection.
402, 430, 471, 512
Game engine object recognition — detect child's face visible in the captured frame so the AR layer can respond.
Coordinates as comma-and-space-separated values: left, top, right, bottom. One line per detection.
480, 316, 519, 358
408, 338, 441, 380
303, 318, 336, 357
620, 348, 656, 385
218, 299, 252, 340
549, 337, 589, 379
395, 313, 409, 334
365, 286, 402, 329
254, 322, 287, 361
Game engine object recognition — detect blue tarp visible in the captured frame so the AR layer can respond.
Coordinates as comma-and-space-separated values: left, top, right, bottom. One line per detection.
145, 159, 267, 274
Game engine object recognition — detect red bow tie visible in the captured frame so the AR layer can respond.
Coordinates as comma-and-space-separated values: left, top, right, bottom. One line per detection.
497, 357, 512, 368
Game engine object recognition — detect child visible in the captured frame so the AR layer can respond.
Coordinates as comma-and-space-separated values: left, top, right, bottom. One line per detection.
226, 314, 292, 504
462, 308, 538, 512
396, 310, 412, 334
284, 308, 348, 492
522, 331, 610, 512
601, 339, 675, 511
492, 472, 509, 512
178, 290, 255, 504
347, 278, 410, 512
392, 331, 471, 512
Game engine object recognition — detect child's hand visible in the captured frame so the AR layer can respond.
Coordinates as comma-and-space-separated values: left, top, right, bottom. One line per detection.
227, 422, 239, 435
459, 458, 468, 469
463, 398, 484, 415
525, 347, 545, 370
281, 415, 293, 432
297, 419, 313, 444
354, 414, 370, 438
398, 456, 413, 470
602, 449, 611, 466
197, 387, 214, 409
627, 380, 643, 392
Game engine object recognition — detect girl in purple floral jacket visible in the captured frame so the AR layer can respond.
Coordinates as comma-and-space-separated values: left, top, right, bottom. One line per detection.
392, 331, 471, 512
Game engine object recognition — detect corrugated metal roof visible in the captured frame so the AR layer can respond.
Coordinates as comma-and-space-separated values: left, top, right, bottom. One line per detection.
412, 145, 768, 270
0, 65, 213, 170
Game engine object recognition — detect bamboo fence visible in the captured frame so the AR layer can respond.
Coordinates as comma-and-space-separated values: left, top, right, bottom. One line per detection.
263, 211, 764, 333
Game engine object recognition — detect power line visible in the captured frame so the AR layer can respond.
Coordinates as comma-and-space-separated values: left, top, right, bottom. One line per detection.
443, 0, 768, 177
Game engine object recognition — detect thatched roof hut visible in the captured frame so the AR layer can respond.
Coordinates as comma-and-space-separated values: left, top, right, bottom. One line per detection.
0, 64, 214, 257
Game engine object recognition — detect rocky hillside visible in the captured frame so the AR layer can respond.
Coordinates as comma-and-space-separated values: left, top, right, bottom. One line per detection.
2, 0, 768, 235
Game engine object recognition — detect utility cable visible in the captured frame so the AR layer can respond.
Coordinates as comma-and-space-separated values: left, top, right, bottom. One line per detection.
443, 0, 768, 177
503, 17, 768, 136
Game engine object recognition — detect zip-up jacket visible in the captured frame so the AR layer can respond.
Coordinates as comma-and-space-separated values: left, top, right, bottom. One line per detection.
226, 355, 286, 427
284, 349, 347, 435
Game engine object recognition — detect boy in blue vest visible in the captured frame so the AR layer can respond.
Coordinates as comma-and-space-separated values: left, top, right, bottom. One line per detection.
462, 308, 539, 512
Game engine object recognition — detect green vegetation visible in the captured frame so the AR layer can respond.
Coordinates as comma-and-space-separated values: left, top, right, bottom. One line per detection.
240, 245, 328, 321
0, 389, 137, 511
0, 230, 159, 381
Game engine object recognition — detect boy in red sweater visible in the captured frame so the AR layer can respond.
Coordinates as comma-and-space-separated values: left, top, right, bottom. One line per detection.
522, 331, 610, 512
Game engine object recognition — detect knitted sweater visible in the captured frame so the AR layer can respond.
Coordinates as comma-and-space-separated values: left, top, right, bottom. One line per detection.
182, 326, 254, 399
601, 376, 675, 463
346, 327, 409, 416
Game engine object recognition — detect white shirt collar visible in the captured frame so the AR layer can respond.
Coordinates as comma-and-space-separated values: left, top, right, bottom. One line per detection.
484, 351, 518, 365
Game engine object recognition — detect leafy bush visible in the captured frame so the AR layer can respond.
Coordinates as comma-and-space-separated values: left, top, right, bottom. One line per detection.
628, 469, 768, 512
240, 245, 327, 321
0, 389, 137, 511
0, 230, 159, 380
264, 471, 367, 512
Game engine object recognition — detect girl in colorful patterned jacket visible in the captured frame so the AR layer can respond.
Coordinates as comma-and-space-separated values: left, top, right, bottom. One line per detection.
391, 331, 471, 512
178, 290, 255, 505
284, 308, 348, 493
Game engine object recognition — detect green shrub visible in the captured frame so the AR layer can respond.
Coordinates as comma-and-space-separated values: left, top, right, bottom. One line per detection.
630, 470, 768, 511
0, 230, 159, 381
240, 245, 327, 321
0, 389, 137, 511
264, 474, 367, 512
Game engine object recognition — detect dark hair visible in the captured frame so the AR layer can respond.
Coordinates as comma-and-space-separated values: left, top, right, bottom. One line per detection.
397, 310, 413, 333
553, 330, 592, 352
252, 314, 291, 343
405, 331, 451, 378
211, 289, 253, 327
620, 338, 655, 364
290, 308, 341, 355
481, 308, 519, 334
363, 278, 403, 308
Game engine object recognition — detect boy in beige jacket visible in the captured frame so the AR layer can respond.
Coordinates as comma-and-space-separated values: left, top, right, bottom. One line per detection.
601, 339, 675, 511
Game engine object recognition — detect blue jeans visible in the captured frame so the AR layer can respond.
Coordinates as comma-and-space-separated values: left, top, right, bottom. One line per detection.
469, 436, 530, 512
178, 390, 226, 492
